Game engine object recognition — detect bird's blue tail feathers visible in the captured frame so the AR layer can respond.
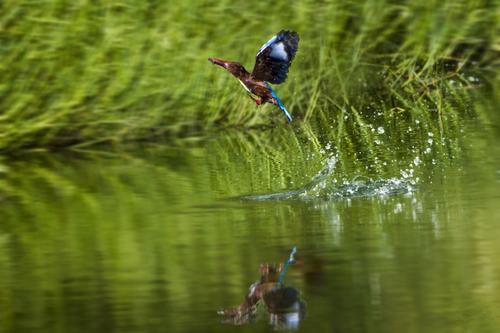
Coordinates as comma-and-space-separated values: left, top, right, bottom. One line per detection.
265, 83, 293, 122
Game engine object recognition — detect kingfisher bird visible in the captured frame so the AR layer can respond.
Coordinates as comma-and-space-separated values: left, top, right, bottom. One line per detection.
208, 30, 299, 122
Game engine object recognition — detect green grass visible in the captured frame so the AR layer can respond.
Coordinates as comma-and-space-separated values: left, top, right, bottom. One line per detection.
0, 0, 498, 152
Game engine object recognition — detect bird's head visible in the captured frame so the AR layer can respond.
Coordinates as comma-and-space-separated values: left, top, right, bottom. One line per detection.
208, 58, 248, 77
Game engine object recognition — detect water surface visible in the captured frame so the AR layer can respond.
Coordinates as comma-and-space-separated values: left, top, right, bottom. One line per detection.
1, 94, 499, 333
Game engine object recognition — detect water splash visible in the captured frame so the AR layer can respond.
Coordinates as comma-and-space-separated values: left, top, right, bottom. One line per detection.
241, 155, 414, 202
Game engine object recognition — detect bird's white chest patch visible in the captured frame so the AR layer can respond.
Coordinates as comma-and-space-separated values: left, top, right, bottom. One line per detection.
270, 42, 288, 61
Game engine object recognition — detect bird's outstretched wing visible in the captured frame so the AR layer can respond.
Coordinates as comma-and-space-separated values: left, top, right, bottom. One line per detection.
251, 30, 299, 84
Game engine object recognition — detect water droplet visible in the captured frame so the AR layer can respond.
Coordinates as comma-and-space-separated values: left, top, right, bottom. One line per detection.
394, 203, 403, 213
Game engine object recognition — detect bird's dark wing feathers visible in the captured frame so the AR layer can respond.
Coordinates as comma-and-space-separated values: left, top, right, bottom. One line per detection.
251, 30, 299, 84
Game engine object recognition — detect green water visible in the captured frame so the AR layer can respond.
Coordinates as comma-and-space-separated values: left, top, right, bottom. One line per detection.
1, 90, 500, 332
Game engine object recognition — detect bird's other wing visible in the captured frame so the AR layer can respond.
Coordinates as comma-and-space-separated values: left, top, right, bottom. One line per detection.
251, 30, 299, 84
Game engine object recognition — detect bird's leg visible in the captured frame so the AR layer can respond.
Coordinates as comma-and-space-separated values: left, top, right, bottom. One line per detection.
247, 94, 263, 106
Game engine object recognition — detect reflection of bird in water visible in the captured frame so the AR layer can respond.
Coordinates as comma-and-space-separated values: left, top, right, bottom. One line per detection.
263, 286, 301, 312
217, 264, 284, 321
264, 287, 306, 330
208, 30, 299, 122
218, 248, 305, 330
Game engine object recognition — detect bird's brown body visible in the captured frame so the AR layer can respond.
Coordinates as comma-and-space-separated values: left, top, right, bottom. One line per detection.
208, 30, 299, 122
237, 72, 277, 106
208, 58, 277, 106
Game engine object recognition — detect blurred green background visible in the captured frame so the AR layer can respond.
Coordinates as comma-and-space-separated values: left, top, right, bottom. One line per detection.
0, 0, 498, 151
1, 2, 500, 331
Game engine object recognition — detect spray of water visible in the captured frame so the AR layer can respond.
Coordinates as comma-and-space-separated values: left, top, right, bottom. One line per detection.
241, 154, 414, 201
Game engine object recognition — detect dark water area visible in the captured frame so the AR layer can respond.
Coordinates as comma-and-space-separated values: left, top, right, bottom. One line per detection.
1, 92, 500, 332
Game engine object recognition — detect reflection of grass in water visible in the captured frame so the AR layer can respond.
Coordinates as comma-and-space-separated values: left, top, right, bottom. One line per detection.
0, 0, 497, 151
1, 113, 500, 331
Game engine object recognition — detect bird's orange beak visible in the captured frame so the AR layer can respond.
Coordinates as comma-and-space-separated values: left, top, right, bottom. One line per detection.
208, 57, 228, 68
